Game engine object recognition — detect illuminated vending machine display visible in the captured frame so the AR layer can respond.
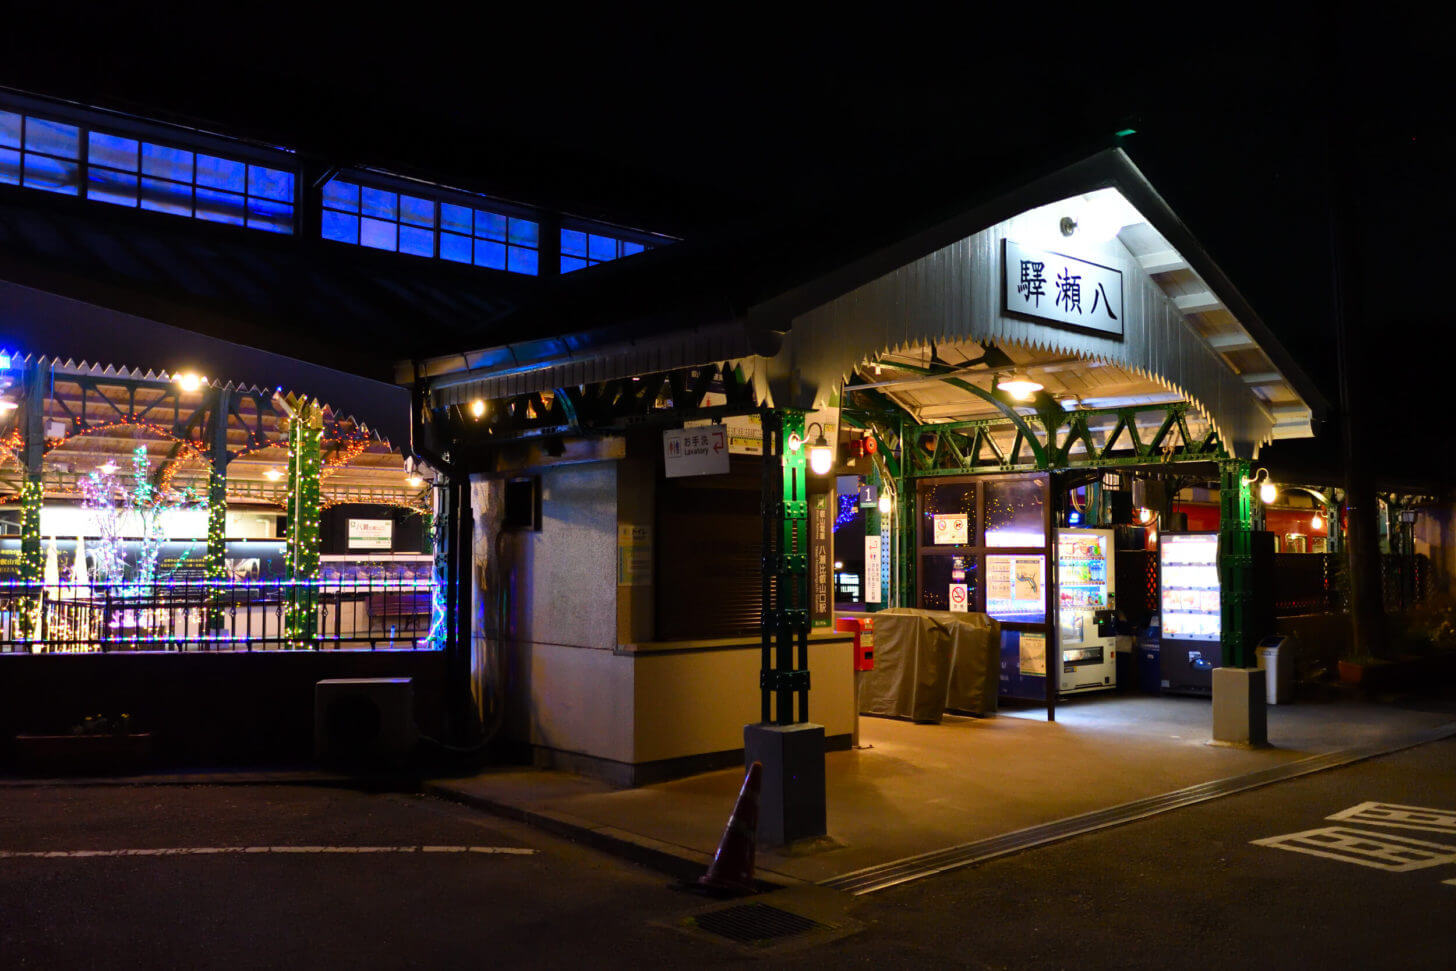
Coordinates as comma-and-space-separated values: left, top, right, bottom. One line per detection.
1054, 528, 1118, 693
1158, 532, 1222, 695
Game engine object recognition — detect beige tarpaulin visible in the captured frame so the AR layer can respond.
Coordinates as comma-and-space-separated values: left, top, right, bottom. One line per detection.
859, 608, 1002, 723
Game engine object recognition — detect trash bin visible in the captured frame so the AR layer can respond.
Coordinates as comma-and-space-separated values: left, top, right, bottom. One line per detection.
1257, 635, 1296, 704
1136, 621, 1162, 695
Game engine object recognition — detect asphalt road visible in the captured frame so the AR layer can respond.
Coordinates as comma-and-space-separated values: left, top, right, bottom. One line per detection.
3, 737, 1455, 968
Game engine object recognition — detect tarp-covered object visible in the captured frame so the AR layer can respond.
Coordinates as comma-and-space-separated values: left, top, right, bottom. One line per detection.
859, 608, 1002, 723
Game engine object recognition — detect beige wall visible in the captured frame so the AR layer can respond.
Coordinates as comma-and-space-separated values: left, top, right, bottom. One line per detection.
631, 637, 855, 763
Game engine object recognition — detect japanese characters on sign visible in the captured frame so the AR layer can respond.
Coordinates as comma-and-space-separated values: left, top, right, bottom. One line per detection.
811, 493, 832, 628
864, 534, 882, 604
616, 525, 652, 586
1004, 239, 1124, 338
347, 518, 393, 550
662, 426, 729, 478
948, 583, 969, 612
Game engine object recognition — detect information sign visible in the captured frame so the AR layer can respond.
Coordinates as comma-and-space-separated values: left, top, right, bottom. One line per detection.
932, 513, 969, 545
662, 426, 729, 478
864, 534, 882, 604
1004, 239, 1124, 337
347, 518, 393, 550
948, 583, 969, 612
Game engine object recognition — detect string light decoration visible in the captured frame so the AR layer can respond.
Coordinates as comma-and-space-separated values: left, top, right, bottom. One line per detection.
282, 400, 323, 648
205, 467, 227, 630
834, 491, 859, 532
17, 475, 43, 639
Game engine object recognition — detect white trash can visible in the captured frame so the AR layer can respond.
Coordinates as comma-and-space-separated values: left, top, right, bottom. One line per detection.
1257, 636, 1296, 704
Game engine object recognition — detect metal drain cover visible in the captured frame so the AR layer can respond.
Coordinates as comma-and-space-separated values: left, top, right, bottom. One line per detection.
690, 902, 823, 946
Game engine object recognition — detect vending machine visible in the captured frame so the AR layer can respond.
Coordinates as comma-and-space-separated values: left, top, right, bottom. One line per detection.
1158, 531, 1222, 695
1055, 528, 1118, 694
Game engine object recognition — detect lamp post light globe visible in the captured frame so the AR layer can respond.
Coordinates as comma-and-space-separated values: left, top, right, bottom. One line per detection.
878, 490, 893, 515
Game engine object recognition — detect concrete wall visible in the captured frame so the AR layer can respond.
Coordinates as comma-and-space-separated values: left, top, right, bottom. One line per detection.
496, 462, 631, 764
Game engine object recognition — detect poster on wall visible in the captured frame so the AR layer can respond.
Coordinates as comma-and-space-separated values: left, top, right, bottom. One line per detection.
948, 583, 969, 612
616, 525, 652, 586
932, 513, 969, 545
986, 553, 1046, 622
347, 518, 393, 550
1019, 632, 1047, 675
864, 534, 882, 604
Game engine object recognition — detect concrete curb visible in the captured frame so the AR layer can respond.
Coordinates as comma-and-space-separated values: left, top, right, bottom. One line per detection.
424, 780, 795, 890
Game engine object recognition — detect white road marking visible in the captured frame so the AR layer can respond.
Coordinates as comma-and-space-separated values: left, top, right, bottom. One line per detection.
1251, 827, 1456, 872
0, 845, 536, 860
1325, 801, 1456, 835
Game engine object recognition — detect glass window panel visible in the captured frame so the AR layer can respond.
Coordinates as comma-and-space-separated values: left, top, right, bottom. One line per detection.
321, 209, 358, 243
439, 232, 471, 263
141, 143, 193, 182
560, 255, 588, 273
473, 238, 506, 270
195, 154, 246, 191
399, 224, 434, 256
507, 246, 538, 275
322, 179, 359, 212
0, 147, 19, 186
474, 210, 507, 241
195, 186, 247, 225
588, 234, 617, 262
248, 166, 294, 202
622, 240, 645, 256
918, 482, 976, 547
0, 110, 20, 149
246, 198, 293, 234
508, 218, 538, 247
24, 118, 78, 158
440, 203, 471, 234
361, 186, 397, 220
983, 478, 1046, 548
22, 154, 79, 195
140, 177, 192, 214
918, 555, 978, 612
360, 217, 398, 250
399, 194, 434, 227
560, 229, 587, 257
87, 167, 138, 206
87, 132, 138, 172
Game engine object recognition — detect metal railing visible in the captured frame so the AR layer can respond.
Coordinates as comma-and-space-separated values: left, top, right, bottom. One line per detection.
0, 577, 441, 653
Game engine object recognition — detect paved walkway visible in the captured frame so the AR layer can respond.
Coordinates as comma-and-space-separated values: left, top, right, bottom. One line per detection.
428, 691, 1456, 885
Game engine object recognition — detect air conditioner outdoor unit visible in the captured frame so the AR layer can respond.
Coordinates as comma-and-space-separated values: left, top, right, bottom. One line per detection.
314, 678, 418, 765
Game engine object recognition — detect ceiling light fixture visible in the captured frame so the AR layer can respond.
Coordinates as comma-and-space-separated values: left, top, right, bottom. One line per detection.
997, 371, 1044, 401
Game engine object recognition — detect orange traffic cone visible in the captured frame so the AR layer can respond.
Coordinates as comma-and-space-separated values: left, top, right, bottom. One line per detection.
697, 760, 762, 894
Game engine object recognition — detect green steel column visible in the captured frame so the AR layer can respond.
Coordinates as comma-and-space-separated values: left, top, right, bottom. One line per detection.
1218, 458, 1255, 668
204, 387, 231, 632
18, 360, 46, 641
760, 410, 811, 725
863, 464, 884, 611
284, 400, 323, 648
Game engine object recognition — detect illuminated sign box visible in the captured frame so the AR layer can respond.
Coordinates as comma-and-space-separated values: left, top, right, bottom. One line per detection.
347, 518, 393, 551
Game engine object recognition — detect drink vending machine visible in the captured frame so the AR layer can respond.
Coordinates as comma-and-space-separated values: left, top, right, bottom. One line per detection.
1054, 528, 1118, 693
1158, 532, 1222, 695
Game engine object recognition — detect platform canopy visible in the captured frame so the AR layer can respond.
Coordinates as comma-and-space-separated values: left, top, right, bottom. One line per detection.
424, 149, 1326, 461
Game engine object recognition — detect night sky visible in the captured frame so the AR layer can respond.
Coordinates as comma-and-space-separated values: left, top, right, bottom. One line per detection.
2, 13, 1449, 480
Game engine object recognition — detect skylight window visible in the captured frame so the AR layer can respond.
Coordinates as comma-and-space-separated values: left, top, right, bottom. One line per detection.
321, 178, 539, 276
559, 229, 650, 273
1, 107, 295, 234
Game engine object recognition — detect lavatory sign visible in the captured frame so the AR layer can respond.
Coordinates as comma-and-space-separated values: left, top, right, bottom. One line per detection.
1004, 239, 1124, 338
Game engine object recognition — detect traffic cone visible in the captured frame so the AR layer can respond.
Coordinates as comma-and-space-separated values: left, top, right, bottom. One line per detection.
697, 761, 762, 894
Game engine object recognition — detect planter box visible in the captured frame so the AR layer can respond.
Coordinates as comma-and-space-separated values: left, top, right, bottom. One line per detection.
13, 732, 155, 776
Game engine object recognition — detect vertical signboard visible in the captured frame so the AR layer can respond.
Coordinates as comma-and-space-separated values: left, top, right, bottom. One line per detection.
864, 533, 882, 604
810, 492, 831, 628
616, 525, 652, 586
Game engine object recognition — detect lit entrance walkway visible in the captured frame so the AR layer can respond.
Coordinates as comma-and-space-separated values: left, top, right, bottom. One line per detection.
430, 693, 1456, 886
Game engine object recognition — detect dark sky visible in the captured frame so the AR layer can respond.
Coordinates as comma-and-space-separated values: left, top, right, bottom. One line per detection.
2, 12, 1450, 476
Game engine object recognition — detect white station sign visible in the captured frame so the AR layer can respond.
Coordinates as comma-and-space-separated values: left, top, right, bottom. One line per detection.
662, 426, 729, 478
1004, 239, 1124, 337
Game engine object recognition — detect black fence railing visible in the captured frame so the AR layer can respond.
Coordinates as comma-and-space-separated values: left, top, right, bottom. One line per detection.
1273, 553, 1342, 615
0, 578, 440, 653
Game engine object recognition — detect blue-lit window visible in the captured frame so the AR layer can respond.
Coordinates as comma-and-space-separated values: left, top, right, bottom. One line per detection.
2, 106, 295, 234
322, 178, 539, 276
560, 228, 650, 273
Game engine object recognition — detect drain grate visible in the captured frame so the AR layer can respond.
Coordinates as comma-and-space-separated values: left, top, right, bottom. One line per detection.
691, 903, 824, 945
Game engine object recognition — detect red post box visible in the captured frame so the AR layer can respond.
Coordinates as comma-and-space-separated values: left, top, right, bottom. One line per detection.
835, 615, 875, 671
